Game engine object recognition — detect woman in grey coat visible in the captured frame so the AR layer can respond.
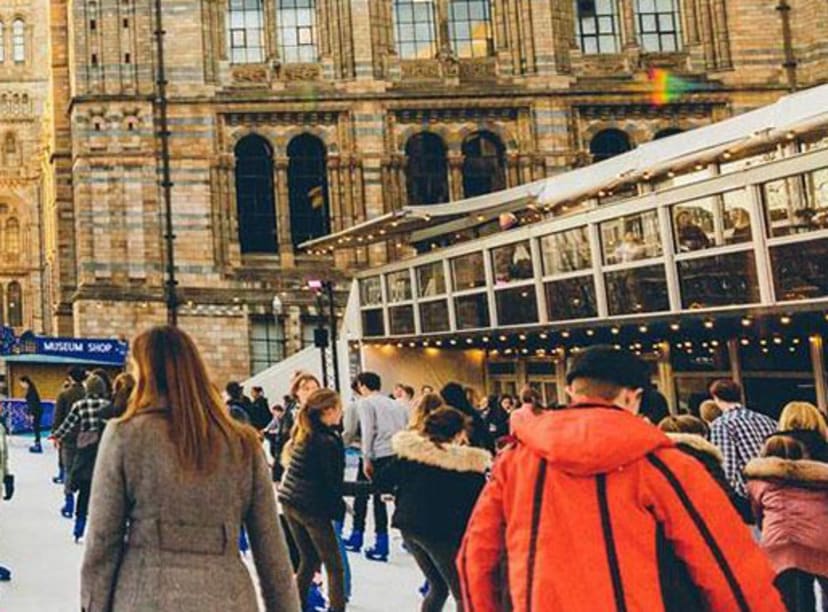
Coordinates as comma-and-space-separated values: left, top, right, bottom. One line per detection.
80, 326, 300, 612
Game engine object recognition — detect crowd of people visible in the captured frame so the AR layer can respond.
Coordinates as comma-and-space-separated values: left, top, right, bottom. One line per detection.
1, 325, 827, 611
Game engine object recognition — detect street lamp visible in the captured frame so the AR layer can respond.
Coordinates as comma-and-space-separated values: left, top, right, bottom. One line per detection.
308, 280, 340, 392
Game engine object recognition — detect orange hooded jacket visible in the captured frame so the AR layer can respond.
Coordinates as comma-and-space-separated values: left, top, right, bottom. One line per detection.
458, 402, 784, 611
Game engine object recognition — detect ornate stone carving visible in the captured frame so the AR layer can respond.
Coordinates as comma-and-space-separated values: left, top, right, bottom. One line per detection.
224, 111, 341, 126
231, 64, 270, 85
637, 52, 691, 73
399, 60, 442, 80
576, 54, 628, 76
283, 63, 322, 81
459, 58, 497, 81
394, 106, 518, 123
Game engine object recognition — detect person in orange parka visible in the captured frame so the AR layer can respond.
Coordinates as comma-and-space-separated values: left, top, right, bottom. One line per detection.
458, 345, 784, 612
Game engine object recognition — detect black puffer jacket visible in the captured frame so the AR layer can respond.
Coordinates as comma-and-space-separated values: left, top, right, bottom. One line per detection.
380, 430, 490, 544
659, 433, 747, 612
278, 426, 345, 521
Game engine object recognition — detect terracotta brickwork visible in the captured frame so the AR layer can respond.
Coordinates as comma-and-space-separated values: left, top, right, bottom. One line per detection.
20, 0, 828, 384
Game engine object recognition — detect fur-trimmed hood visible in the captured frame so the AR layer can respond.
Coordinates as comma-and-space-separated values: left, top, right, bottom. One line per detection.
666, 433, 724, 464
392, 430, 491, 474
744, 456, 828, 488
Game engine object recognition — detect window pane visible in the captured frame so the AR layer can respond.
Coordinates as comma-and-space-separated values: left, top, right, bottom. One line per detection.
417, 262, 446, 296
420, 300, 450, 333
455, 293, 490, 329
360, 276, 382, 305
678, 251, 759, 309
362, 309, 385, 337
600, 210, 662, 264
545, 276, 598, 321
386, 270, 412, 302
672, 198, 714, 252
278, 0, 318, 63
495, 286, 539, 326
448, 0, 492, 58
540, 227, 592, 275
763, 168, 828, 237
492, 241, 534, 283
227, 0, 264, 64
605, 264, 669, 315
389, 305, 416, 335
770, 238, 828, 301
451, 252, 486, 289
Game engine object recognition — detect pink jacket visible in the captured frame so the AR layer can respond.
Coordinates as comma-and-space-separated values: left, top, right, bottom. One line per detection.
746, 456, 828, 577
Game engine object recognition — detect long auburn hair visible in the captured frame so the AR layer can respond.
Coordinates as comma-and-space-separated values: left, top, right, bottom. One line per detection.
282, 388, 340, 466
122, 326, 258, 474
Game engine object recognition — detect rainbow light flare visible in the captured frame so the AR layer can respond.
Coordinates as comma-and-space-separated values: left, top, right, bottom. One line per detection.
649, 68, 695, 105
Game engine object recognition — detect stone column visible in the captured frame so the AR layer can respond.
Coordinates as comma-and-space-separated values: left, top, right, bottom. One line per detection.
506, 152, 520, 187
274, 156, 294, 266
326, 154, 342, 231
448, 152, 464, 201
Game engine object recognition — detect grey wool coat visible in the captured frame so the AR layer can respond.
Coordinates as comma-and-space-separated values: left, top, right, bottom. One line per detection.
81, 410, 301, 612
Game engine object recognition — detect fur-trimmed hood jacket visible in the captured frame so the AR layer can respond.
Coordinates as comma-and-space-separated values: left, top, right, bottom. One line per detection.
382, 430, 491, 542
745, 456, 828, 489
745, 455, 828, 576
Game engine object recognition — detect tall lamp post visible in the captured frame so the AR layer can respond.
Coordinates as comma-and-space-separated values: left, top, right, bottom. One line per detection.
154, 0, 177, 325
308, 280, 340, 392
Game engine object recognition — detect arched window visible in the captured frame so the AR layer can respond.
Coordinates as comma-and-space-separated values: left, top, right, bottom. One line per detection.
575, 0, 620, 54
6, 218, 19, 254
654, 127, 684, 140
462, 131, 505, 198
0, 289, 5, 326
234, 135, 277, 254
7, 281, 21, 327
393, 0, 437, 59
589, 128, 631, 162
405, 133, 449, 205
0, 23, 5, 63
635, 0, 681, 53
277, 0, 318, 63
227, 0, 264, 63
12, 19, 25, 63
287, 134, 329, 248
449, 0, 493, 58
4, 133, 15, 154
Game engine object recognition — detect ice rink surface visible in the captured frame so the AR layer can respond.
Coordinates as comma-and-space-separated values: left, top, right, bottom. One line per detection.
0, 436, 454, 611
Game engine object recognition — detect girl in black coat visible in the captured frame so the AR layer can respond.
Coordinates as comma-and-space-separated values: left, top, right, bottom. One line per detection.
20, 376, 43, 453
440, 382, 494, 453
278, 388, 347, 612
382, 407, 491, 612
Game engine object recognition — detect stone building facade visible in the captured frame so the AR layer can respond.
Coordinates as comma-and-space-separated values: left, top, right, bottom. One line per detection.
27, 0, 828, 382
0, 0, 48, 336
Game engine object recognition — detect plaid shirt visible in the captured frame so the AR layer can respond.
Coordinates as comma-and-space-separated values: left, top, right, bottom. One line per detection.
52, 396, 112, 443
710, 406, 777, 498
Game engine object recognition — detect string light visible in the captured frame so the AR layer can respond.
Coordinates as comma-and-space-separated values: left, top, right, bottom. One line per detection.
639, 324, 648, 333
539, 333, 548, 340
499, 335, 507, 342
561, 331, 571, 338
611, 326, 620, 335
669, 322, 680, 331
466, 338, 473, 345
741, 317, 752, 327
435, 340, 443, 347
450, 339, 458, 346
703, 319, 715, 329
586, 329, 595, 336
519, 334, 527, 341
780, 315, 792, 325
773, 337, 783, 345
740, 338, 750, 346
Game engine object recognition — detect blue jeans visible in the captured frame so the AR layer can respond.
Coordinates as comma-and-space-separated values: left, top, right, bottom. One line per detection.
333, 520, 352, 600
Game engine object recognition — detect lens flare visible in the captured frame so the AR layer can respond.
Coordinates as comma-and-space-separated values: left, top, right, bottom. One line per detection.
648, 68, 695, 106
